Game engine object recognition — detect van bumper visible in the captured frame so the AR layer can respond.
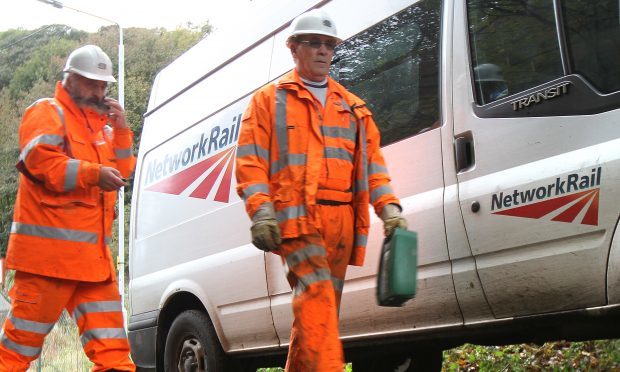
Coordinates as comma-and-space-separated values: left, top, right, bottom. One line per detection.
128, 311, 159, 370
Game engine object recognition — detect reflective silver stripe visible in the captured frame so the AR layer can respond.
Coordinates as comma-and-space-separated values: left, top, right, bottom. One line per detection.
49, 100, 65, 127
354, 116, 369, 192
72, 301, 122, 322
243, 183, 269, 201
324, 147, 353, 162
0, 333, 41, 357
275, 89, 289, 173
293, 268, 332, 296
11, 222, 98, 244
80, 328, 127, 347
369, 162, 388, 176
26, 98, 51, 110
8, 312, 55, 335
271, 154, 307, 175
331, 277, 345, 293
272, 88, 308, 176
114, 148, 132, 159
252, 202, 275, 223
285, 244, 326, 268
105, 236, 112, 245
276, 205, 307, 222
237, 144, 270, 162
321, 123, 356, 142
64, 159, 79, 191
340, 98, 351, 111
20, 134, 65, 163
355, 233, 368, 248
370, 184, 395, 204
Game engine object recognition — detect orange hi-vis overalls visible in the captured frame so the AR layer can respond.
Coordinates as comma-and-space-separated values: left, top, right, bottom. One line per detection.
236, 69, 400, 371
0, 82, 136, 371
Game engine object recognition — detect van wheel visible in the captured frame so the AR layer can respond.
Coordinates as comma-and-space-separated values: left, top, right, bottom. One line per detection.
164, 310, 226, 372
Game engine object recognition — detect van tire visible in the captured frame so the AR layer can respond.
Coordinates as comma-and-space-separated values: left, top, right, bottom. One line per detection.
164, 310, 226, 372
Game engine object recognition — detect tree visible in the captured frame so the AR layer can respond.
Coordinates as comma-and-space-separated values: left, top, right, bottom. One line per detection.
0, 22, 209, 257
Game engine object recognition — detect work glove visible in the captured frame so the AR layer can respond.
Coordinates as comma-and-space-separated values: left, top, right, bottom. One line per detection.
380, 203, 408, 238
251, 203, 282, 252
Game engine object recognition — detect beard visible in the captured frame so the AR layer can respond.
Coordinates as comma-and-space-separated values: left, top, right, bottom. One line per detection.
70, 92, 110, 114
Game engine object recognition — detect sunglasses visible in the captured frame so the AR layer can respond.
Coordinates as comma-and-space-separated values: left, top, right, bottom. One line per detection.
297, 39, 337, 51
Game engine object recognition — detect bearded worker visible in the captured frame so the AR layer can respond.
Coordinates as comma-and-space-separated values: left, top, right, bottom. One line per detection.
0, 45, 136, 371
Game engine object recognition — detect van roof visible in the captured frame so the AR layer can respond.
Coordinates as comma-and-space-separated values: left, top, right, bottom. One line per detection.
146, 0, 326, 117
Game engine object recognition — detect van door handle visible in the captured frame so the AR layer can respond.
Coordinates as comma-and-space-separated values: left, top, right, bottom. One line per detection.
455, 134, 475, 173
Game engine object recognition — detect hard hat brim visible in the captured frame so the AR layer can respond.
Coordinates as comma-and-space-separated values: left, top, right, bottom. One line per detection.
289, 31, 343, 44
64, 67, 116, 83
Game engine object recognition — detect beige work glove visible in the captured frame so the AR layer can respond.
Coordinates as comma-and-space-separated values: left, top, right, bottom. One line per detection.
251, 203, 282, 252
380, 203, 408, 238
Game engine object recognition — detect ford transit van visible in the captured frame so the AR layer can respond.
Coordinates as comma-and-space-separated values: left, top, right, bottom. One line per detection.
128, 0, 620, 370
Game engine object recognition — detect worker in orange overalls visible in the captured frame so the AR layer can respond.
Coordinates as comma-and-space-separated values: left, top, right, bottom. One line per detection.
0, 45, 136, 371
235, 9, 407, 371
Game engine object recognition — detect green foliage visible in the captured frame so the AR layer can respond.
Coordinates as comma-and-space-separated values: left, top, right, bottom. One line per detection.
444, 341, 620, 371
7, 38, 77, 100
0, 22, 208, 257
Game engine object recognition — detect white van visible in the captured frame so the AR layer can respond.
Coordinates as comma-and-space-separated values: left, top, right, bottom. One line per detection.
128, 0, 620, 370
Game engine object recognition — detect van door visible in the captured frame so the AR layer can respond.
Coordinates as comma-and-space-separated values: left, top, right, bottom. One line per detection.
452, 0, 620, 318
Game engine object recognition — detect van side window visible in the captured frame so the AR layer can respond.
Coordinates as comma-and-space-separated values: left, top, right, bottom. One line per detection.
467, 0, 564, 105
330, 0, 441, 146
562, 0, 620, 93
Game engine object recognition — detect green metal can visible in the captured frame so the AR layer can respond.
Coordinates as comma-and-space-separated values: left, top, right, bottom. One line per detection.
376, 228, 418, 307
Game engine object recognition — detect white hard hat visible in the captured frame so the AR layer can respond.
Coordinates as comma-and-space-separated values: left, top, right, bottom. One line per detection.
63, 45, 116, 83
288, 9, 341, 43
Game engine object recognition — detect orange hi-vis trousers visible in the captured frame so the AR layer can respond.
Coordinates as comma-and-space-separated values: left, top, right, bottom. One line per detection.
0, 271, 135, 372
282, 204, 354, 372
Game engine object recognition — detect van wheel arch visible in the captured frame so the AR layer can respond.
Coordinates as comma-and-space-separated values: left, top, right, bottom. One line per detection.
156, 292, 222, 371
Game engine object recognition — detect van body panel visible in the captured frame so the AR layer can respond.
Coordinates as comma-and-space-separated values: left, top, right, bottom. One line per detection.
451, 0, 620, 318
129, 0, 620, 367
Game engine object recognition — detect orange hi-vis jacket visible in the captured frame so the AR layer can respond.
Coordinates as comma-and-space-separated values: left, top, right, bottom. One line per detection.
236, 70, 399, 266
6, 82, 136, 282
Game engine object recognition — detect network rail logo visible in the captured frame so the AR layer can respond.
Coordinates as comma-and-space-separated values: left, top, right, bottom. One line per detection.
491, 167, 601, 226
144, 114, 242, 203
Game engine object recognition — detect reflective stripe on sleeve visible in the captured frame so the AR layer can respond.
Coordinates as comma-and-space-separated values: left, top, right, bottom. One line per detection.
114, 148, 133, 159
20, 134, 65, 163
369, 162, 388, 176
11, 222, 98, 244
72, 301, 122, 322
0, 334, 41, 358
64, 159, 79, 191
236, 144, 270, 162
242, 183, 270, 201
370, 184, 395, 204
80, 328, 127, 347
